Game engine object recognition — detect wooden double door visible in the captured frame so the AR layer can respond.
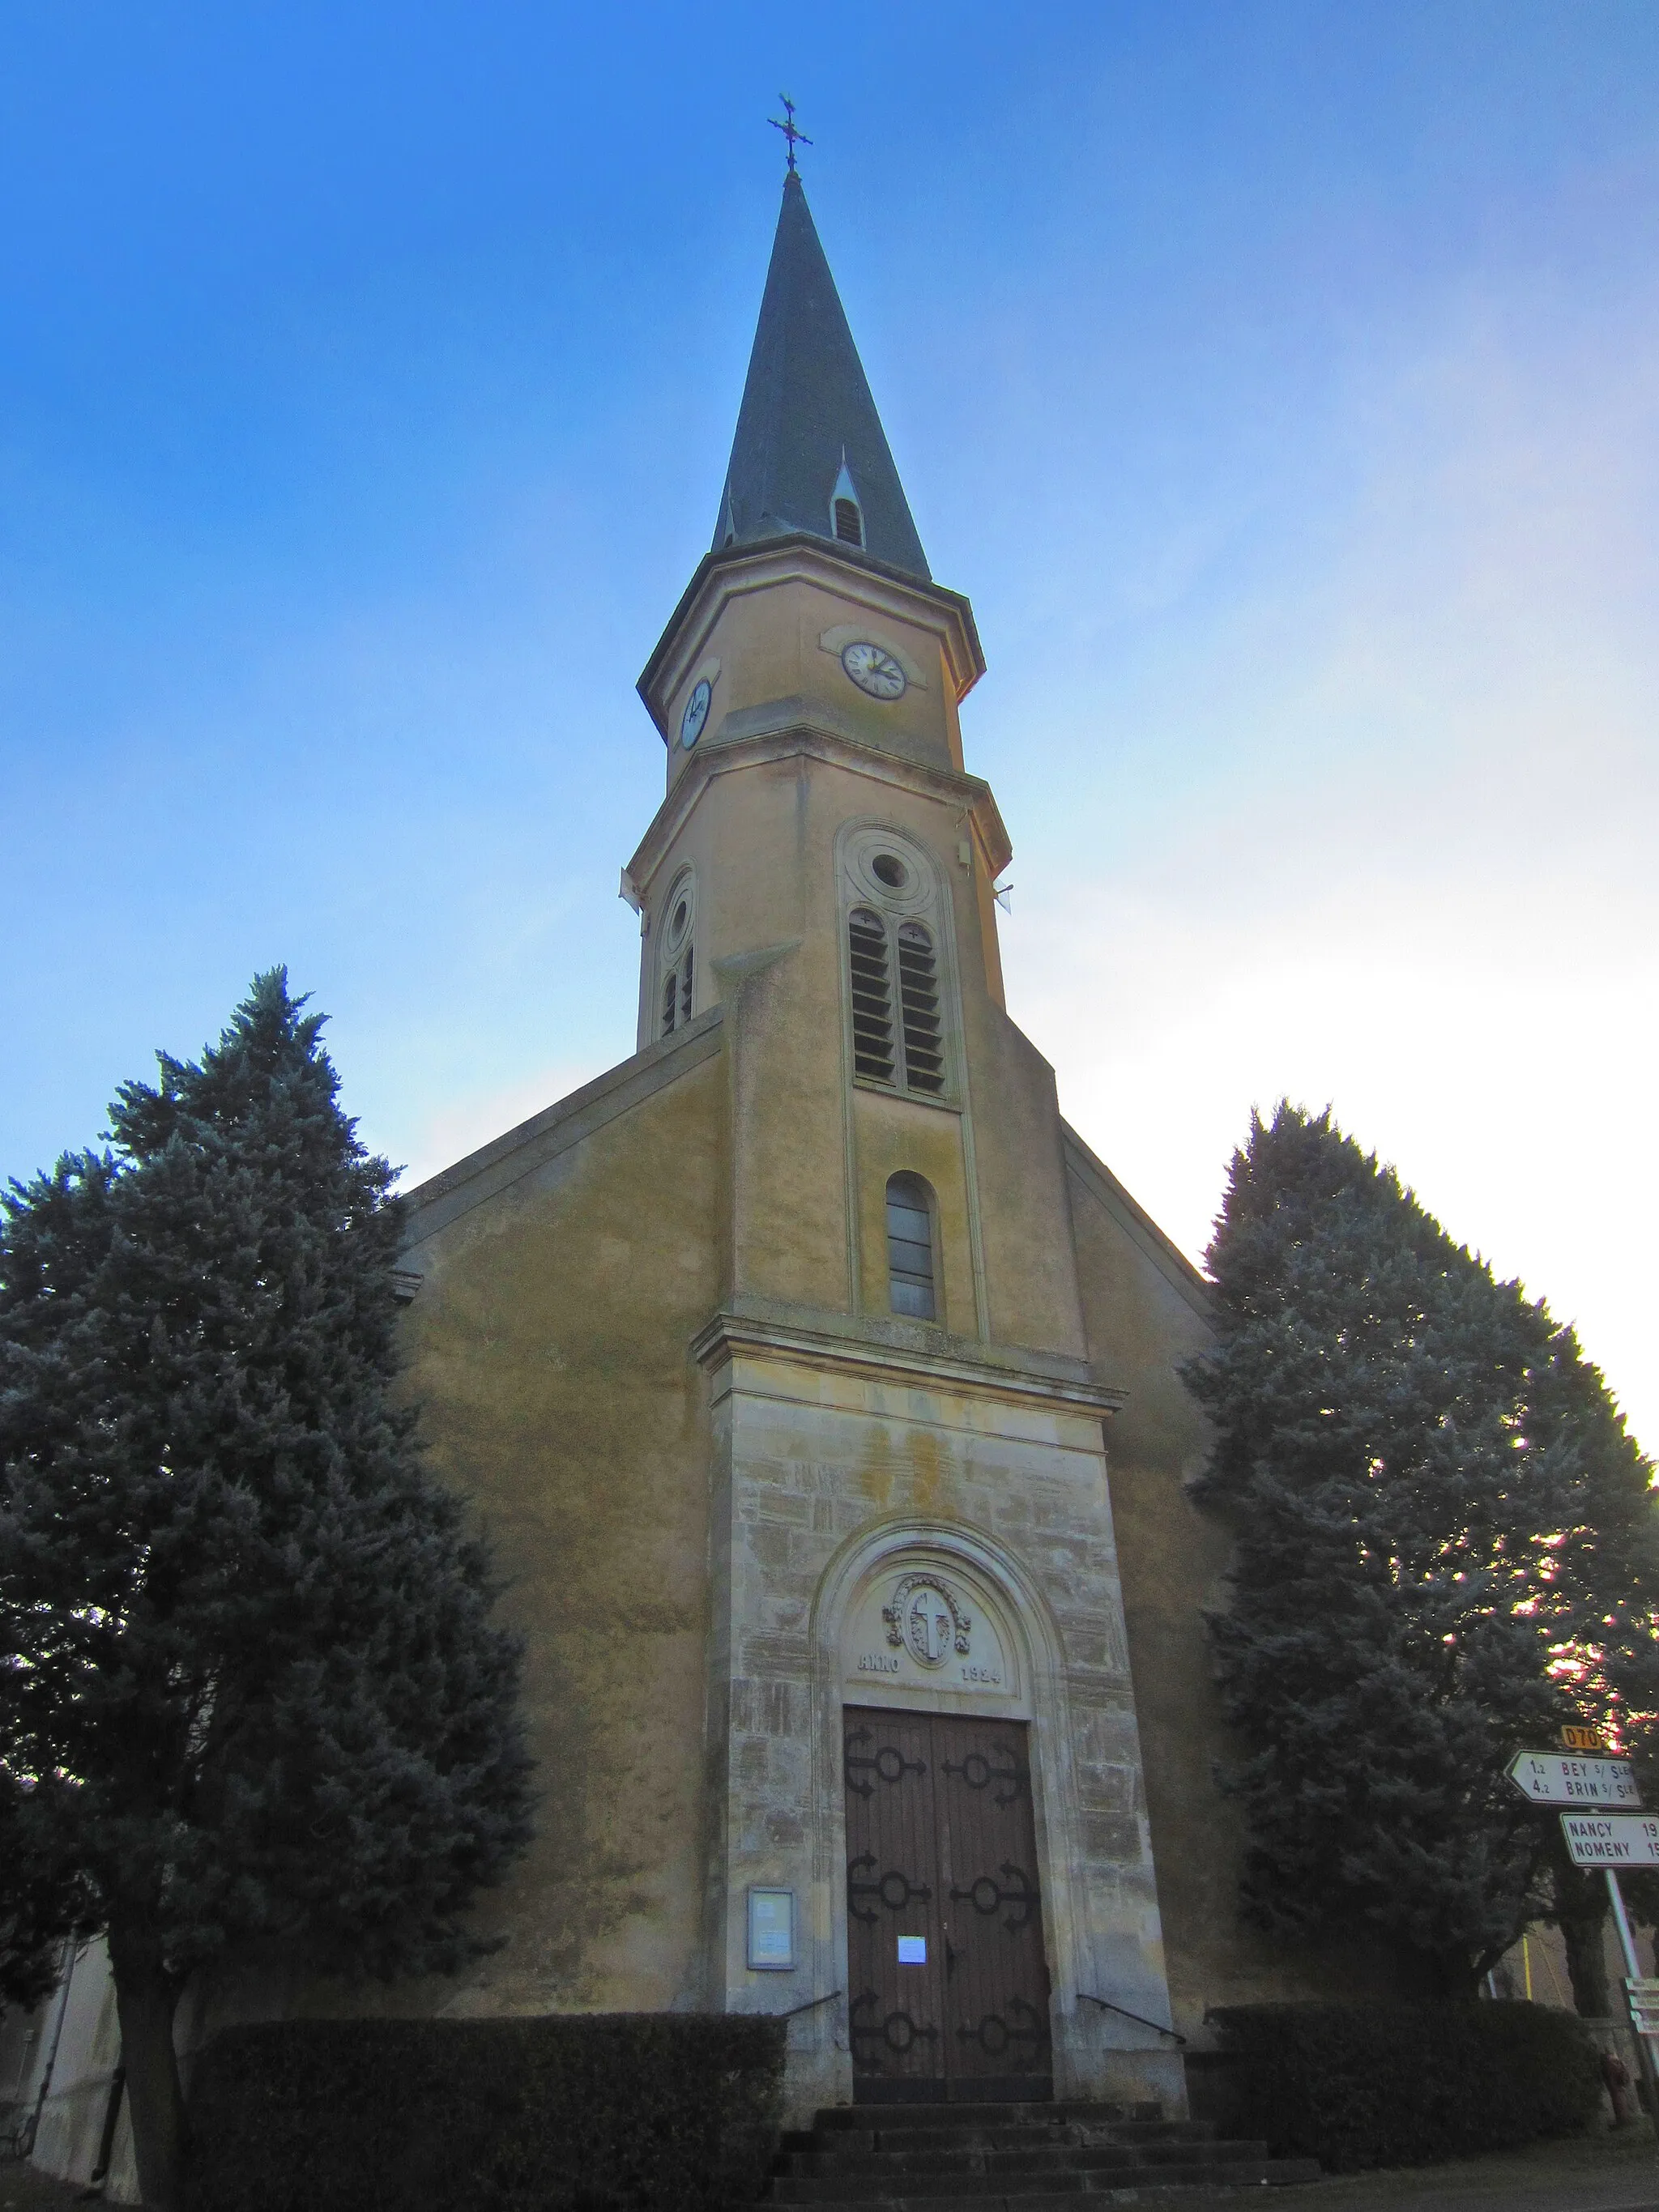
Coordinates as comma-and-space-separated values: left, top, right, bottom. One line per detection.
843, 1706, 1052, 2103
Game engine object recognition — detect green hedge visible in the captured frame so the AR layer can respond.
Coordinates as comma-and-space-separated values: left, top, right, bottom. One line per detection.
185, 2014, 787, 2212
1209, 2001, 1603, 2172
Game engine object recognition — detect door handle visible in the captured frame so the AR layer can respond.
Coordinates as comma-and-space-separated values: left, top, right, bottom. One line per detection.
945, 1937, 961, 1979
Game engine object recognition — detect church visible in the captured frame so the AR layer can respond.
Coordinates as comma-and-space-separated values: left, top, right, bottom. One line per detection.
11, 170, 1350, 2180
386, 165, 1327, 2120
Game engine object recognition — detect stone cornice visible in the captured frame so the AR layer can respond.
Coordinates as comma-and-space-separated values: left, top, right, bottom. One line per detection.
637, 535, 986, 736
626, 721, 1013, 896
689, 1299, 1128, 1418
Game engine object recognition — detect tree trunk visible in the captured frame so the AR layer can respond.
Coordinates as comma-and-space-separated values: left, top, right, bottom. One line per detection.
107, 1916, 185, 2212
1554, 1863, 1611, 2018
1560, 1910, 1611, 2017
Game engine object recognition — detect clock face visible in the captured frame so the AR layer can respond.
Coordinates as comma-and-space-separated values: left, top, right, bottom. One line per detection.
680, 677, 712, 748
841, 641, 906, 701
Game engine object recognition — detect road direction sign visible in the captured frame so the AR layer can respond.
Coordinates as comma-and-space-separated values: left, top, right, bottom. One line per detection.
1507, 1750, 1640, 1807
1560, 1813, 1659, 1868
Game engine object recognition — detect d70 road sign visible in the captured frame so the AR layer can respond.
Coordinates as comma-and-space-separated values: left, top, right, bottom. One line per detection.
1560, 1813, 1659, 1869
1506, 1751, 1640, 1807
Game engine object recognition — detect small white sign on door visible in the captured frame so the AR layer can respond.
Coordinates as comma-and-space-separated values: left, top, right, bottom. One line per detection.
897, 1935, 927, 1965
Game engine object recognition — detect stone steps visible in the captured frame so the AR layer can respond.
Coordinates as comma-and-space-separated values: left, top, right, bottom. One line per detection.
771, 2191, 1322, 2212
808, 2103, 1166, 2129
784, 2130, 1216, 2161
766, 2099, 1320, 2208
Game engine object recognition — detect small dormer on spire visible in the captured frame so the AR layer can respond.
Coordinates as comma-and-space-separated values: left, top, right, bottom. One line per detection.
830, 454, 864, 548
712, 172, 930, 581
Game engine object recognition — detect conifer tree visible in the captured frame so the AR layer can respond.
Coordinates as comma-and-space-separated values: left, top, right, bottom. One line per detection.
1185, 1102, 1659, 1997
0, 973, 532, 2210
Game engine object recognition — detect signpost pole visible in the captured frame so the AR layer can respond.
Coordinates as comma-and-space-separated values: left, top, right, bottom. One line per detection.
1605, 1868, 1659, 2119
1510, 1741, 1659, 2131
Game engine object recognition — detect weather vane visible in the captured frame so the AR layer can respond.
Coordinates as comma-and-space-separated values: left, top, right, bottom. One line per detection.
769, 95, 812, 173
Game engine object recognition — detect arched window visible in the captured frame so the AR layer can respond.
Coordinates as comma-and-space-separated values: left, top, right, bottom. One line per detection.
839, 830, 957, 1102
848, 908, 894, 1080
886, 1174, 937, 1320
845, 909, 945, 1095
660, 946, 693, 1036
894, 923, 944, 1094
657, 872, 696, 1038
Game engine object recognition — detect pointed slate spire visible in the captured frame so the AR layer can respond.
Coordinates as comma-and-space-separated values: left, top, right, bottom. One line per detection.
713, 173, 930, 581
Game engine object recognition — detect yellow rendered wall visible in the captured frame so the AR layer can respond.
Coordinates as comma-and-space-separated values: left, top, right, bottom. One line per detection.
377, 1051, 727, 2016
963, 1008, 1090, 1357
668, 573, 963, 791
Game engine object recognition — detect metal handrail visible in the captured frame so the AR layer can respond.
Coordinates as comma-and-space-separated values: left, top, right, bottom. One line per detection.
1077, 1992, 1187, 2045
775, 1988, 845, 2022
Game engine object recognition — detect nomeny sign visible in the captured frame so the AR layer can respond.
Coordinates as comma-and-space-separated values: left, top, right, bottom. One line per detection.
1559, 1814, 1659, 1869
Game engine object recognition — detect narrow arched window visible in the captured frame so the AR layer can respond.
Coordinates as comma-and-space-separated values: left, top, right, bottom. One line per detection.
658, 872, 696, 1039
895, 923, 944, 1094
834, 497, 864, 548
661, 946, 694, 1037
886, 1174, 937, 1320
848, 908, 895, 1080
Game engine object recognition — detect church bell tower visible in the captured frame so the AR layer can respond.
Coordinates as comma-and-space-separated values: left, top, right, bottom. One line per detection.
629, 171, 1022, 1340
621, 169, 1183, 2113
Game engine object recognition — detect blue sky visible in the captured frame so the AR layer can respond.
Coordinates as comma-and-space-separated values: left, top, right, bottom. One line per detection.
3, 2, 1657, 1442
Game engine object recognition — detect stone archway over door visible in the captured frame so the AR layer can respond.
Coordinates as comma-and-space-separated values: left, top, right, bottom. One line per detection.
843, 1705, 1051, 2103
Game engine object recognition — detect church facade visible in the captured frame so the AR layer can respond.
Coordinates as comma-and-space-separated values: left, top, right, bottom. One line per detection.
387, 173, 1324, 2120
10, 177, 1353, 2189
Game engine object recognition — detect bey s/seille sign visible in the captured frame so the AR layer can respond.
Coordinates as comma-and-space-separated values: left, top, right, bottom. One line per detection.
1505, 1751, 1640, 1807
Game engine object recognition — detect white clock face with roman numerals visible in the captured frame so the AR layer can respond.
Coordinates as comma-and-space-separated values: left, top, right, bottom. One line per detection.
680, 677, 712, 748
840, 641, 906, 701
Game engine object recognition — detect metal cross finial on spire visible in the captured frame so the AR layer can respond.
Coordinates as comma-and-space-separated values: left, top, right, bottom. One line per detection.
769, 95, 812, 173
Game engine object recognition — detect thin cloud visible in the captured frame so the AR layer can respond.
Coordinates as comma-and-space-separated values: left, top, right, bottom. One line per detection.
1006, 288, 1659, 1445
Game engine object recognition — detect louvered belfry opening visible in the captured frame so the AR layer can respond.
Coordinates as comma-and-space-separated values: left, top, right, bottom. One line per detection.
849, 902, 949, 1098
661, 953, 693, 1038
848, 907, 896, 1080
834, 497, 864, 547
658, 876, 696, 1042
886, 1173, 937, 1320
895, 922, 945, 1093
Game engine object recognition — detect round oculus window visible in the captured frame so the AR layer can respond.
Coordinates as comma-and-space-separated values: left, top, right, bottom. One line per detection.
871, 853, 908, 889
664, 884, 693, 950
